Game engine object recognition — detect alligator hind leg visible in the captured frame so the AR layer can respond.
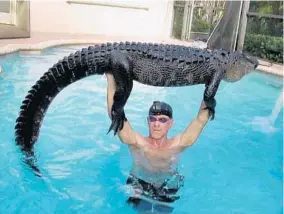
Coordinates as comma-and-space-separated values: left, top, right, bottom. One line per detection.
203, 68, 224, 120
108, 50, 133, 135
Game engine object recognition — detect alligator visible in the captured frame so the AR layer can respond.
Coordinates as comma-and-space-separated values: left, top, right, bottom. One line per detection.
14, 41, 258, 174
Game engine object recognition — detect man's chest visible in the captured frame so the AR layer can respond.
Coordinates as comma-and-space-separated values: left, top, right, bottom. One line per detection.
131, 146, 179, 170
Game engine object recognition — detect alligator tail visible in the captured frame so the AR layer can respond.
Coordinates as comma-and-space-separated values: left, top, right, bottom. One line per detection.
15, 45, 110, 152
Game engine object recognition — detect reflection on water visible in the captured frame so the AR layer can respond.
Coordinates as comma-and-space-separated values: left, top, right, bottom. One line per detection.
251, 116, 278, 133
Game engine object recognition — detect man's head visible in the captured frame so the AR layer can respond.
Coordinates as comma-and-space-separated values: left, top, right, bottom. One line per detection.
147, 101, 173, 140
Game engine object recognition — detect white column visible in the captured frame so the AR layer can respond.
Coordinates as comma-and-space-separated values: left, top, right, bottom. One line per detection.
236, 0, 251, 51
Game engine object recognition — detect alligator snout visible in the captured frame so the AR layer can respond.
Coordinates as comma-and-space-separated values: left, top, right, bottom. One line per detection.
244, 54, 259, 69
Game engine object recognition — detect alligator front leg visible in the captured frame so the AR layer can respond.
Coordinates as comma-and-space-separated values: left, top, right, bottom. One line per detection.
203, 68, 224, 120
108, 51, 133, 135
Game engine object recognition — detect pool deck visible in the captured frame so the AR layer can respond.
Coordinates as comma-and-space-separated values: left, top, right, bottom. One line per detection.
0, 32, 283, 78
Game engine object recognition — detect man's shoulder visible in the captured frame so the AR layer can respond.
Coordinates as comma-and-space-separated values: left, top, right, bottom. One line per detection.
130, 132, 148, 148
170, 134, 182, 143
168, 134, 182, 147
134, 132, 146, 141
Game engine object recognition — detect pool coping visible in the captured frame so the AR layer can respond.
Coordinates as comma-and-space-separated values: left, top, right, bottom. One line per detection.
0, 37, 283, 78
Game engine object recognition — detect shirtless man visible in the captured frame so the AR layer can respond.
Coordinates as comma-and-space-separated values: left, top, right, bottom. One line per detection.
106, 73, 210, 213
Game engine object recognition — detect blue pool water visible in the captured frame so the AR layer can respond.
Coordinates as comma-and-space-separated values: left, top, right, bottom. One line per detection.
0, 46, 283, 214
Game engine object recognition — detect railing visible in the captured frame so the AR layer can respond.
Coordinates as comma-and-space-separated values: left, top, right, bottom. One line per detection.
244, 4, 283, 63
171, 0, 226, 41
245, 1, 283, 37
0, 0, 17, 25
66, 0, 149, 11
0, 0, 30, 39
246, 12, 283, 37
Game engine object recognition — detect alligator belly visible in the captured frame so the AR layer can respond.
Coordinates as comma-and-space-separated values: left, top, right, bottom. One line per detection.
132, 64, 207, 87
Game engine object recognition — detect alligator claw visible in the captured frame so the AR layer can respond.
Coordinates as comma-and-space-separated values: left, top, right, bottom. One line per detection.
204, 107, 215, 120
107, 110, 126, 135
204, 98, 216, 120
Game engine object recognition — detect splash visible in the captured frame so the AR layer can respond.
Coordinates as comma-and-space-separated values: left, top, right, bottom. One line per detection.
252, 90, 283, 133
269, 90, 283, 125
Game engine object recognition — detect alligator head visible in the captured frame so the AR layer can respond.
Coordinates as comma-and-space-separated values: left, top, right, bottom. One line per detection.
223, 51, 259, 82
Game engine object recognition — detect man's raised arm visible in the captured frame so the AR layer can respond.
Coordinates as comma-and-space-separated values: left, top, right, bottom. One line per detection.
106, 73, 137, 146
179, 100, 210, 148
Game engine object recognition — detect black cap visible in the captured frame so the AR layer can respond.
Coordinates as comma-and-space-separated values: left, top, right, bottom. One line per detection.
149, 101, 173, 118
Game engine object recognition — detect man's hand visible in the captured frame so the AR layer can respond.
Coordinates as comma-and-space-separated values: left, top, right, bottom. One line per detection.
197, 100, 210, 124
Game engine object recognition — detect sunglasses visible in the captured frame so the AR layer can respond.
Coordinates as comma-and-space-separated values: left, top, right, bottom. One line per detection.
148, 115, 171, 123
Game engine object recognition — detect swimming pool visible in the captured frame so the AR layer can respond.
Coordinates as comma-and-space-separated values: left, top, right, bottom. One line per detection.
0, 45, 282, 214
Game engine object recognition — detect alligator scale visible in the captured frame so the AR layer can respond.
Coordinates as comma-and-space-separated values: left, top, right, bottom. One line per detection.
14, 42, 258, 174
